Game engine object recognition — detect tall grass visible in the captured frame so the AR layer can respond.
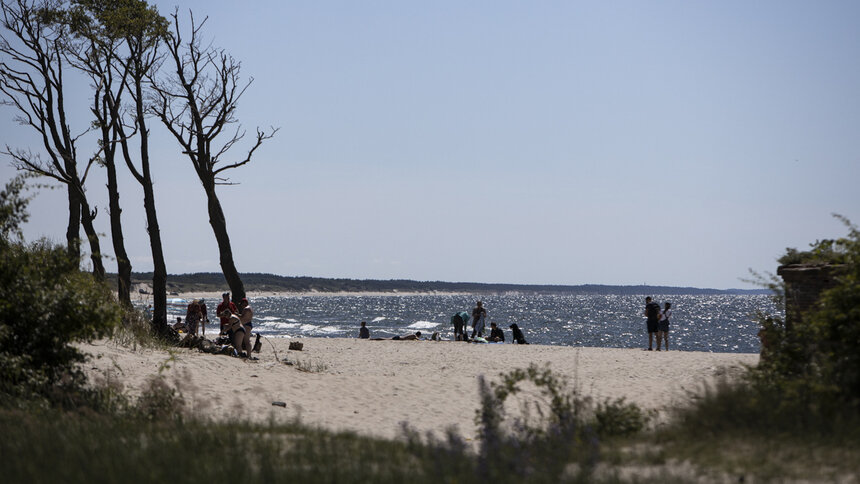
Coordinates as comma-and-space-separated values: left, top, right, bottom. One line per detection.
1, 410, 446, 484
109, 309, 173, 351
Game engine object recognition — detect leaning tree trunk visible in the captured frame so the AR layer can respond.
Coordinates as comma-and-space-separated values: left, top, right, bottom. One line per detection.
105, 158, 132, 308
143, 174, 168, 334
78, 192, 105, 280
65, 183, 81, 259
203, 182, 245, 302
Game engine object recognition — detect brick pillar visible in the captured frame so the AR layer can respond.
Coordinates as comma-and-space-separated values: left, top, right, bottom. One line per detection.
777, 264, 843, 330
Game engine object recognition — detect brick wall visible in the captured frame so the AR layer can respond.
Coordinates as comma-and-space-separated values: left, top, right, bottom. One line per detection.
777, 264, 843, 330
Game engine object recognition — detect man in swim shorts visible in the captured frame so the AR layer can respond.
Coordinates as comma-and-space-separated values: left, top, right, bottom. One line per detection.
644, 296, 660, 351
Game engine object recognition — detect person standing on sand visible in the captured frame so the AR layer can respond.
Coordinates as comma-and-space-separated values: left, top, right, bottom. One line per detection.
238, 297, 254, 355
359, 321, 370, 339
185, 299, 202, 336
644, 297, 661, 351
199, 299, 209, 336
657, 302, 671, 351
217, 292, 237, 335
451, 311, 470, 341
471, 301, 487, 339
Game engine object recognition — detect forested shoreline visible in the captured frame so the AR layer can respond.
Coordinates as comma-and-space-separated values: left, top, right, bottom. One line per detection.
122, 271, 769, 295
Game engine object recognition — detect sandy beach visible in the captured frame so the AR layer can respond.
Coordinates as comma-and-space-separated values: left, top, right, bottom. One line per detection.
80, 337, 758, 440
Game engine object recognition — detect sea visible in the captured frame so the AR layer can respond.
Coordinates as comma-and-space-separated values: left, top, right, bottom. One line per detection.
162, 293, 777, 354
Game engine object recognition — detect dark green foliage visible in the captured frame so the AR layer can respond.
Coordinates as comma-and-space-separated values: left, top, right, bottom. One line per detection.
756, 217, 860, 409
675, 216, 860, 441
801, 219, 860, 403
593, 398, 650, 438
778, 234, 853, 266
67, 0, 168, 41
0, 176, 121, 404
0, 175, 30, 241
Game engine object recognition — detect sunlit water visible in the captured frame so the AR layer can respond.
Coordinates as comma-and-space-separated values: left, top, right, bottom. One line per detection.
163, 293, 776, 353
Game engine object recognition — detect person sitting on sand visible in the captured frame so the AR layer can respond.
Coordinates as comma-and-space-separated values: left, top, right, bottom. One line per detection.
172, 316, 185, 332
509, 323, 528, 344
218, 308, 248, 357
238, 298, 254, 354
216, 292, 237, 335
489, 322, 505, 342
359, 321, 370, 339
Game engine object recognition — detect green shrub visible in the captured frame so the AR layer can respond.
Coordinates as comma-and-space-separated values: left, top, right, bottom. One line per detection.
761, 216, 860, 410
0, 176, 121, 405
594, 397, 650, 438
778, 238, 852, 266
467, 364, 649, 482
682, 215, 860, 440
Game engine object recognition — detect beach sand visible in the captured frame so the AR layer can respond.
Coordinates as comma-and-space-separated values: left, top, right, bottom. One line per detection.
80, 337, 758, 440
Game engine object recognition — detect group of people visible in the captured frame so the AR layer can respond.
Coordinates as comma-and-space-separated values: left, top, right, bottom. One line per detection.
216, 292, 258, 358
644, 296, 672, 351
158, 293, 259, 358
358, 300, 528, 344
170, 299, 210, 335
453, 301, 528, 344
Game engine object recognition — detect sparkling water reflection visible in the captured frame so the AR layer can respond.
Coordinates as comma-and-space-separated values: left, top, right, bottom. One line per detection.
184, 293, 777, 354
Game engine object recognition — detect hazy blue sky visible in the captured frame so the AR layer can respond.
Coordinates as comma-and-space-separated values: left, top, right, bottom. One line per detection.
2, 0, 859, 289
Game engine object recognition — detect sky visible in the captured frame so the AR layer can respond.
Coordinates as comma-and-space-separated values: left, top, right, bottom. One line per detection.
2, 0, 859, 289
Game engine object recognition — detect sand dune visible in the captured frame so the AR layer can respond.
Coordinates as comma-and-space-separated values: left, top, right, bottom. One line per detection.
80, 337, 758, 440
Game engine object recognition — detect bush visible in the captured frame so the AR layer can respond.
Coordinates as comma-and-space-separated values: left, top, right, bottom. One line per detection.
593, 398, 650, 438
760, 217, 860, 409
693, 215, 860, 439
467, 364, 649, 482
0, 176, 121, 405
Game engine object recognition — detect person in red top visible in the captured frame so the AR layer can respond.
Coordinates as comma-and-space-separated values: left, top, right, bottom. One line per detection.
216, 292, 237, 335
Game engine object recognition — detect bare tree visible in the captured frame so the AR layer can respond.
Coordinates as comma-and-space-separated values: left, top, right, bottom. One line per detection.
151, 10, 276, 302
64, 0, 134, 306
90, 0, 170, 332
0, 0, 105, 279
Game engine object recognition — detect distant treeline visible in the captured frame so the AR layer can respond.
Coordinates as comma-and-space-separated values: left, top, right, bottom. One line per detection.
122, 272, 769, 296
